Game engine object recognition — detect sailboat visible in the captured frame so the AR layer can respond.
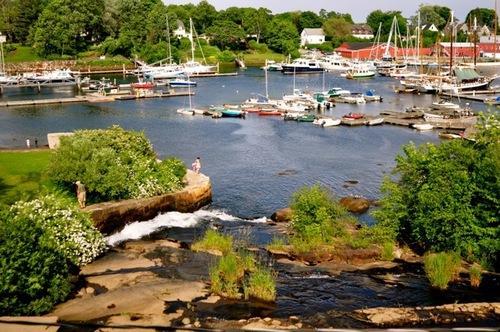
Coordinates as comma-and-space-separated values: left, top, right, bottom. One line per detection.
176, 77, 204, 115
144, 15, 185, 80
182, 18, 218, 75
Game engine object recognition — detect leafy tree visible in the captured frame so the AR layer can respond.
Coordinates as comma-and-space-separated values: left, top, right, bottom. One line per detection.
319, 9, 353, 23
206, 20, 246, 50
32, 0, 104, 56
373, 115, 500, 269
297, 11, 323, 31
412, 5, 451, 30
241, 7, 271, 43
192, 0, 217, 34
366, 10, 407, 37
466, 8, 496, 30
323, 17, 352, 39
5, 0, 47, 43
0, 210, 71, 315
263, 17, 299, 56
218, 6, 243, 25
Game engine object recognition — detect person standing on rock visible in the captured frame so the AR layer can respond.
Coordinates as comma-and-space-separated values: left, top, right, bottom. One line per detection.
75, 181, 86, 208
191, 157, 201, 174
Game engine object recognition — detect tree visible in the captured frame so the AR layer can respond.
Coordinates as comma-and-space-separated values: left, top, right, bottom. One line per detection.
206, 20, 246, 50
297, 11, 322, 31
412, 5, 451, 30
367, 10, 407, 38
319, 9, 353, 23
323, 17, 352, 39
263, 17, 299, 56
5, 0, 47, 43
241, 7, 271, 43
466, 8, 497, 30
373, 115, 500, 269
32, 0, 104, 56
192, 0, 217, 34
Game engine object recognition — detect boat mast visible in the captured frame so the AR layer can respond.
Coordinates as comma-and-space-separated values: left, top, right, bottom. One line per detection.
166, 14, 172, 64
188, 75, 192, 110
189, 17, 195, 62
473, 17, 478, 67
495, 0, 498, 62
417, 11, 420, 66
394, 17, 398, 61
384, 18, 395, 59
264, 66, 269, 98
449, 11, 454, 70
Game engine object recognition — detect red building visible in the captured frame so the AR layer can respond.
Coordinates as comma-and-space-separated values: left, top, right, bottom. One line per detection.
335, 42, 432, 59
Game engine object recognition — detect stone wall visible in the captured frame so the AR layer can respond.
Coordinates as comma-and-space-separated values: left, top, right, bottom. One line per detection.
84, 170, 212, 234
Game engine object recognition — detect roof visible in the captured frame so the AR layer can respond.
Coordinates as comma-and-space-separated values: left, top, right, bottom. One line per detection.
302, 28, 325, 36
351, 24, 373, 35
176, 20, 185, 30
453, 67, 481, 82
338, 42, 376, 50
440, 42, 474, 48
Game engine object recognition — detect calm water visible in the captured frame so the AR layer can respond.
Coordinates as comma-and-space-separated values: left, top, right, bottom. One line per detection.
0, 68, 495, 220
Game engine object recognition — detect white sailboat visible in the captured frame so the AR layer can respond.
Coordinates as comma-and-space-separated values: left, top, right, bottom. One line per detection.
182, 18, 218, 75
176, 77, 204, 115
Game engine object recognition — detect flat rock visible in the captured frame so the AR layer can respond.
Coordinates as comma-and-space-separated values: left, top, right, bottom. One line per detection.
0, 316, 59, 332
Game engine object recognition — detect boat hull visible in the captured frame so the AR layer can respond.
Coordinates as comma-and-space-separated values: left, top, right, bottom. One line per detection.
282, 66, 324, 74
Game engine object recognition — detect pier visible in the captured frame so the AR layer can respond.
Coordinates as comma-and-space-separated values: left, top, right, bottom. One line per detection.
440, 89, 500, 102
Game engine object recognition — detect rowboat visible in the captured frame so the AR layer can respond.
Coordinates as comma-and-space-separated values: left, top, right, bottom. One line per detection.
221, 109, 245, 118
438, 131, 462, 139
131, 82, 154, 89
412, 123, 434, 131
343, 112, 364, 120
313, 117, 341, 127
169, 77, 197, 87
296, 114, 316, 122
258, 109, 282, 116
365, 117, 384, 126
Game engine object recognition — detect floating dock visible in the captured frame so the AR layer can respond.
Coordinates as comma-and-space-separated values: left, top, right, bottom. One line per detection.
440, 90, 499, 102
0, 91, 194, 107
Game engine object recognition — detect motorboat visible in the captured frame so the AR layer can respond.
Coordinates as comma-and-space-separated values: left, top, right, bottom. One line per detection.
168, 76, 197, 87
143, 65, 185, 80
281, 58, 324, 74
363, 90, 382, 102
283, 112, 304, 121
431, 100, 460, 110
343, 112, 365, 120
262, 60, 283, 71
345, 64, 376, 79
320, 54, 352, 71
313, 117, 341, 127
131, 81, 155, 89
296, 114, 316, 122
24, 69, 77, 84
338, 93, 366, 104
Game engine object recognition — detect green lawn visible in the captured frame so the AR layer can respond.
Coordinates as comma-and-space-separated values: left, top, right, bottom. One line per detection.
4, 44, 42, 63
0, 150, 72, 207
242, 51, 287, 67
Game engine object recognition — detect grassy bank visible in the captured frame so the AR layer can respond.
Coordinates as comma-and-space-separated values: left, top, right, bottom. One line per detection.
0, 150, 58, 206
242, 51, 287, 67
4, 45, 42, 63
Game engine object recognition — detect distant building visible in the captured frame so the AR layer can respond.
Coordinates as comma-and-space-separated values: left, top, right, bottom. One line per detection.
300, 28, 325, 46
173, 20, 190, 39
457, 23, 469, 34
479, 25, 491, 36
480, 34, 500, 43
351, 24, 374, 39
422, 24, 439, 33
335, 42, 431, 59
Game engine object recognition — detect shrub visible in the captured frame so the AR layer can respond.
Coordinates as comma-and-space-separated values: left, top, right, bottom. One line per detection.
0, 211, 71, 315
374, 115, 500, 269
248, 41, 269, 53
209, 253, 243, 299
48, 126, 184, 202
424, 252, 461, 290
162, 157, 187, 180
217, 50, 236, 62
469, 263, 482, 287
192, 229, 233, 255
244, 267, 277, 302
266, 237, 287, 251
9, 195, 106, 267
290, 184, 347, 242
380, 242, 395, 261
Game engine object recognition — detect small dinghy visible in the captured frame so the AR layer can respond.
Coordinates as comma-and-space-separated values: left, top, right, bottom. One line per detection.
412, 123, 434, 131
365, 117, 384, 126
313, 117, 341, 127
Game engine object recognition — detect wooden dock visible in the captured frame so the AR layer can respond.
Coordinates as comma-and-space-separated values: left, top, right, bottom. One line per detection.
0, 91, 194, 107
440, 90, 499, 102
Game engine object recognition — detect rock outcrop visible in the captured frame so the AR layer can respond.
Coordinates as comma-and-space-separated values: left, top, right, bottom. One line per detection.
270, 207, 293, 223
85, 170, 212, 234
339, 196, 370, 214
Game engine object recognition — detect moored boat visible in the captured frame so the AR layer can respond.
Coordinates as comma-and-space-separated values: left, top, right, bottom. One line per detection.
282, 58, 324, 74
296, 114, 316, 122
365, 117, 384, 126
168, 77, 197, 87
342, 112, 365, 120
438, 131, 462, 139
313, 117, 341, 127
412, 123, 434, 131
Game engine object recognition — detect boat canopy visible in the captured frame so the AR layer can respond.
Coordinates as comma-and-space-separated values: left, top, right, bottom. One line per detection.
453, 68, 481, 83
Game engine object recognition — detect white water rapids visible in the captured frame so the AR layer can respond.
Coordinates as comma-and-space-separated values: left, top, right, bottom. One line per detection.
106, 209, 267, 246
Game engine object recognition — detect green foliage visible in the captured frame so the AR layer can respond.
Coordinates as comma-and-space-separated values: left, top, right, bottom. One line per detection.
306, 42, 334, 53
290, 184, 347, 242
297, 11, 323, 31
209, 252, 245, 299
206, 20, 246, 50
32, 0, 105, 56
244, 267, 276, 302
264, 17, 299, 55
366, 10, 407, 38
248, 41, 269, 54
380, 242, 395, 261
0, 210, 71, 315
162, 157, 186, 180
9, 195, 106, 266
469, 263, 482, 287
374, 115, 500, 268
466, 8, 496, 30
217, 50, 236, 62
323, 17, 352, 39
48, 125, 184, 202
412, 5, 451, 30
266, 237, 287, 251
424, 252, 461, 290
192, 229, 233, 255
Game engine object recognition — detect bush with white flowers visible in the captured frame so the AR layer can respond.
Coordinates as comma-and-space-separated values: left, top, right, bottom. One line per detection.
9, 195, 106, 266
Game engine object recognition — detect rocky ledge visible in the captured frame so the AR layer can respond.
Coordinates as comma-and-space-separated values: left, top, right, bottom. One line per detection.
84, 170, 212, 234
355, 302, 500, 326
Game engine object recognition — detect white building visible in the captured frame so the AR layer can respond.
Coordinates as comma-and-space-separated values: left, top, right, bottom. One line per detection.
300, 28, 325, 46
422, 24, 439, 33
351, 24, 374, 39
173, 20, 190, 39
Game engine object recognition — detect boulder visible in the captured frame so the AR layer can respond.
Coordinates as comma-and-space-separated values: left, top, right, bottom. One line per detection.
271, 208, 293, 223
339, 196, 370, 214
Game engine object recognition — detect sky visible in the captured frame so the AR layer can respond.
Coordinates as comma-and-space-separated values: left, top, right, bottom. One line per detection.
165, 0, 497, 22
